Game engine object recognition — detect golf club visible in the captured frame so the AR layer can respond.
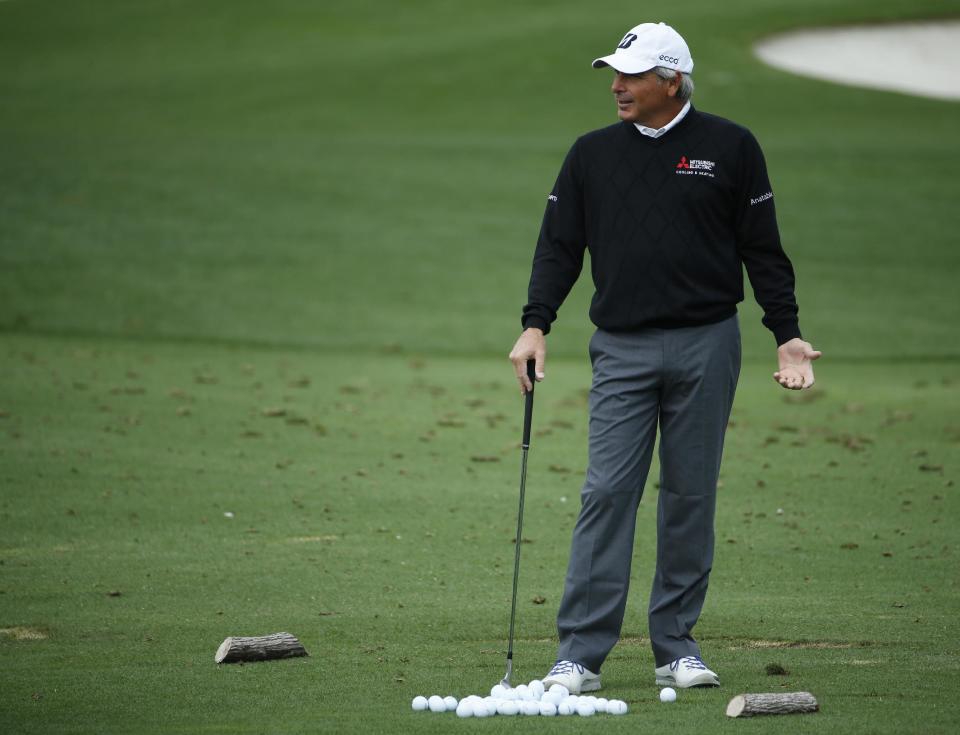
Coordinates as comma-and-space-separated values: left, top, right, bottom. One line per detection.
500, 359, 537, 689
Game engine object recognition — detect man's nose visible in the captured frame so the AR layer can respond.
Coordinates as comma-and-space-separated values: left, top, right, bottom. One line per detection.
611, 72, 626, 93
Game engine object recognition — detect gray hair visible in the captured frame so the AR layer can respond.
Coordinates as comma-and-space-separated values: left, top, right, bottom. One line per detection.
653, 66, 694, 102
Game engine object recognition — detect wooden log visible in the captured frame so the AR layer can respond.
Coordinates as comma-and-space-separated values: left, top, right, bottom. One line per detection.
726, 692, 819, 718
215, 632, 308, 664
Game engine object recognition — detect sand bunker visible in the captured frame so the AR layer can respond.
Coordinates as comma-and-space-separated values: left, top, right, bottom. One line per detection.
755, 20, 960, 101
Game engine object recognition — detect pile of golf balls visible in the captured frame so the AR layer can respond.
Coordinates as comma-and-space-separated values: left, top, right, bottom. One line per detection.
411, 681, 629, 718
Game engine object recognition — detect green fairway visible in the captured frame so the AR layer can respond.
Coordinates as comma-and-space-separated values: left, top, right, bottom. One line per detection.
2, 0, 959, 733
2, 337, 958, 732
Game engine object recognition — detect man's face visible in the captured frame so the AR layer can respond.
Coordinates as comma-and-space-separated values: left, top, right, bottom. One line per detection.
611, 70, 675, 125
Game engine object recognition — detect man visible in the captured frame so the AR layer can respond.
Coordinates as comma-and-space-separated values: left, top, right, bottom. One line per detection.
508, 22, 821, 693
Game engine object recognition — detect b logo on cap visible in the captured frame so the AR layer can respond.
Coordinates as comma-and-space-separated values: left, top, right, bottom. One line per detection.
618, 33, 638, 49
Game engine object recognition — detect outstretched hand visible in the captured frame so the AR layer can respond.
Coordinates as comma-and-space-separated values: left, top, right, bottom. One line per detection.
774, 338, 821, 390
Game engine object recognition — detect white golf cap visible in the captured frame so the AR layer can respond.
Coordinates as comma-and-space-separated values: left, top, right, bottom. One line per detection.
592, 22, 694, 75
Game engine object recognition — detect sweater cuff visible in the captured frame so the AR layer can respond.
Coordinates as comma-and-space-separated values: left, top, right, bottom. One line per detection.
521, 316, 550, 334
772, 321, 802, 346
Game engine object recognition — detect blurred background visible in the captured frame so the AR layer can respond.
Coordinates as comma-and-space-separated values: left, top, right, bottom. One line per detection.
2, 0, 958, 363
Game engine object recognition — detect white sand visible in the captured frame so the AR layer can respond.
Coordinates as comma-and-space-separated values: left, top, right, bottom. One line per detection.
754, 20, 960, 101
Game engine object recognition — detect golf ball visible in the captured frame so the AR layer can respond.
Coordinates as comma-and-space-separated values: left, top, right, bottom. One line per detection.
528, 680, 545, 700
490, 684, 506, 698
482, 697, 499, 716
497, 700, 520, 716
660, 687, 677, 703
557, 701, 575, 716
502, 687, 520, 701
540, 701, 558, 716
515, 684, 530, 700
455, 701, 474, 718
607, 699, 629, 715
595, 697, 609, 709
411, 695, 428, 711
576, 701, 596, 717
473, 703, 490, 718
549, 683, 569, 698
566, 694, 580, 706
428, 695, 445, 712
443, 696, 458, 711
541, 691, 562, 706
522, 700, 540, 716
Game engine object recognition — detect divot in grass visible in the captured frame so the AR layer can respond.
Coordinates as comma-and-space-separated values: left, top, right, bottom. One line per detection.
0, 627, 48, 640
724, 639, 856, 650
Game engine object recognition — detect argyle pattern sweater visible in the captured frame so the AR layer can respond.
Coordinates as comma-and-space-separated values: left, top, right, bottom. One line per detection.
521, 107, 801, 346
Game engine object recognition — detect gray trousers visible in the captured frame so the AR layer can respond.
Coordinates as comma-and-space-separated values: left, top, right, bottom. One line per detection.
556, 315, 741, 670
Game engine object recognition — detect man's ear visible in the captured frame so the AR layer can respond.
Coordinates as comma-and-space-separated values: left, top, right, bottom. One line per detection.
669, 72, 682, 97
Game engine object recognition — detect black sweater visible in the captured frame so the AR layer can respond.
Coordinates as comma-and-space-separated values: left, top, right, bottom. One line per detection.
521, 107, 801, 346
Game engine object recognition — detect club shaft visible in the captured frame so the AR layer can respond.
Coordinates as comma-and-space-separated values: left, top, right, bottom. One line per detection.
503, 360, 536, 686
506, 447, 529, 660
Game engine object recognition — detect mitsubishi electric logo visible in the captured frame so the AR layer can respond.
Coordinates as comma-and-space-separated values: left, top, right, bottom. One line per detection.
676, 155, 716, 178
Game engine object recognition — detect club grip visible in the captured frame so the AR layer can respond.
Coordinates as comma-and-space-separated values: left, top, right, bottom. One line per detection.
522, 360, 536, 448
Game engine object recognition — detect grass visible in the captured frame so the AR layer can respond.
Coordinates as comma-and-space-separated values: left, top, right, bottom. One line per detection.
1, 0, 959, 732
2, 336, 958, 732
